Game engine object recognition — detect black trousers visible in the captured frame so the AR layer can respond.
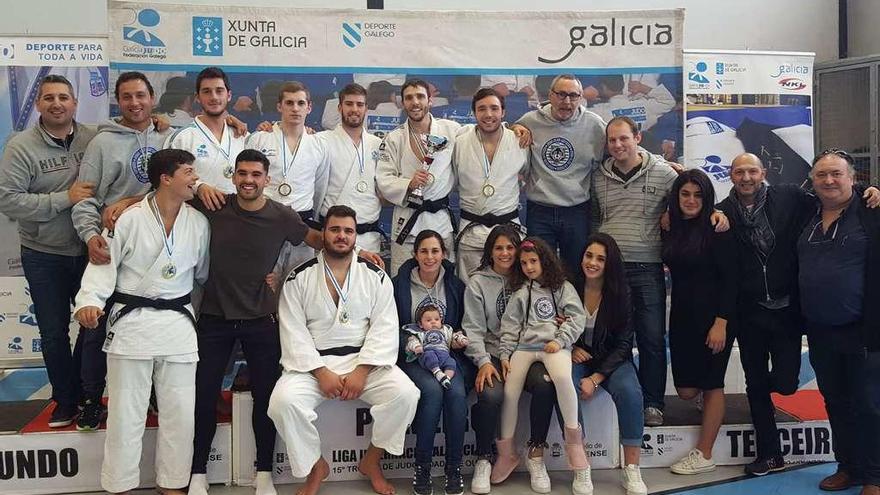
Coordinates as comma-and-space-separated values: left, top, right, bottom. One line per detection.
192, 314, 281, 473
737, 304, 802, 459
808, 322, 880, 486
470, 356, 559, 456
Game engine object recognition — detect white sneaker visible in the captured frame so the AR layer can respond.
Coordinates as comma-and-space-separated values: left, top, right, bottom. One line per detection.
621, 464, 648, 495
254, 471, 277, 495
572, 466, 593, 495
670, 448, 716, 475
188, 473, 209, 495
525, 456, 551, 493
471, 459, 492, 494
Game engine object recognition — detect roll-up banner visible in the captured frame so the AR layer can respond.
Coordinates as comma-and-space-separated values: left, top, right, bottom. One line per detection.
684, 49, 815, 199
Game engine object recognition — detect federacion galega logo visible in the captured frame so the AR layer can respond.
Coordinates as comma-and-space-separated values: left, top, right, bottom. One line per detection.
123, 9, 165, 47
538, 19, 673, 64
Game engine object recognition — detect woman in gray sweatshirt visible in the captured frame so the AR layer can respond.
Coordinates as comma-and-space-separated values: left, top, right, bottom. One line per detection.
491, 237, 592, 495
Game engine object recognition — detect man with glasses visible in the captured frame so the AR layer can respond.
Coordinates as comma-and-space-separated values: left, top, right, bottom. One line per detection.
510, 74, 606, 287
797, 149, 880, 495
719, 151, 879, 477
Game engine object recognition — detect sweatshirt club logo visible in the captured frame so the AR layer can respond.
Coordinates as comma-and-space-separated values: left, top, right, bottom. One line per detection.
542, 137, 574, 171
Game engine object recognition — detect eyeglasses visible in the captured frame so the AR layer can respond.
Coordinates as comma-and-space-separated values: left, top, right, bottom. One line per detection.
813, 148, 854, 166
552, 90, 582, 101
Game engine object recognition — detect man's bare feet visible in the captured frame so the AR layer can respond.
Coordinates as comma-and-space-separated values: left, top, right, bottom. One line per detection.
297, 457, 330, 495
358, 445, 395, 495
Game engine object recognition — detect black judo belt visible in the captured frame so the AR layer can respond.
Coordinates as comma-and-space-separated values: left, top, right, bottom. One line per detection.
395, 195, 458, 245
108, 292, 195, 328
318, 215, 389, 240
318, 345, 363, 356
297, 209, 321, 231
454, 208, 524, 250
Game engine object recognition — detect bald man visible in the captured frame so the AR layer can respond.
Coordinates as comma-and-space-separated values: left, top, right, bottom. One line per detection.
717, 153, 879, 477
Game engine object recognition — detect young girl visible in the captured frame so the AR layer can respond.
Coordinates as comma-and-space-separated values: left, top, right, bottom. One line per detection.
492, 237, 591, 495
661, 169, 736, 475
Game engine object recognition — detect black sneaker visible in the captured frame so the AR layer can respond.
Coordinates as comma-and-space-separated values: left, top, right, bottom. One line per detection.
744, 455, 786, 476
412, 462, 433, 495
443, 464, 463, 495
48, 402, 78, 428
76, 399, 106, 431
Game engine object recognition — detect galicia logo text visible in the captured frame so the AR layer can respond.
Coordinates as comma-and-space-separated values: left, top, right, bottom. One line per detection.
539, 19, 673, 64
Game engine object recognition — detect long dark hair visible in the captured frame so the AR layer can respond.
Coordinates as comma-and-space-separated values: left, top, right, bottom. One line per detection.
663, 168, 716, 259
510, 237, 568, 291
583, 233, 628, 333
476, 225, 522, 271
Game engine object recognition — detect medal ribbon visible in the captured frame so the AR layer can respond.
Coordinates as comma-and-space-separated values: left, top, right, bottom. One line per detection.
149, 194, 175, 259
324, 260, 352, 309
194, 118, 232, 163
280, 127, 302, 182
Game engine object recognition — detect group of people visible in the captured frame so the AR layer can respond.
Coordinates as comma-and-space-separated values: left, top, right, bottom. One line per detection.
0, 65, 878, 495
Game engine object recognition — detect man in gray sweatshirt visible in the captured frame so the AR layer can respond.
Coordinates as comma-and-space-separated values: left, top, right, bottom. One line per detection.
69, 71, 172, 430
593, 116, 678, 426
511, 74, 606, 288
0, 74, 97, 427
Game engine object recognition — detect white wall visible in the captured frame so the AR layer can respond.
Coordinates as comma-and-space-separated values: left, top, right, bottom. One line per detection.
0, 0, 839, 61
848, 0, 880, 58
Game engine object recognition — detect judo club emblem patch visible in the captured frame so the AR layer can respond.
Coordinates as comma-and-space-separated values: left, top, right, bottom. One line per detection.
534, 297, 555, 320
541, 137, 574, 171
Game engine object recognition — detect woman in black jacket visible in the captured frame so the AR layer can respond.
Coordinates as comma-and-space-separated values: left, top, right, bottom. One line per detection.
572, 233, 648, 495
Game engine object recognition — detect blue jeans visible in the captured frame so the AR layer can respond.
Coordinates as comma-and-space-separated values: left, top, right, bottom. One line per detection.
624, 262, 667, 410
526, 200, 591, 287
571, 360, 644, 446
808, 323, 880, 485
402, 354, 474, 468
20, 246, 87, 407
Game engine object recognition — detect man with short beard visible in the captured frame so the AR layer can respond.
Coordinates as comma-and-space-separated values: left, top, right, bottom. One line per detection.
317, 83, 385, 253
268, 205, 419, 495
186, 149, 322, 495
166, 67, 248, 207
452, 87, 527, 283
377, 79, 461, 275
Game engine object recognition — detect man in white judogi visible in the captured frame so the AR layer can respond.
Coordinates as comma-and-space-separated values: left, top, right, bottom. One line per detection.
268, 205, 419, 495
73, 149, 210, 494
377, 79, 461, 275
318, 83, 385, 253
453, 88, 528, 283
165, 67, 247, 200
245, 81, 329, 274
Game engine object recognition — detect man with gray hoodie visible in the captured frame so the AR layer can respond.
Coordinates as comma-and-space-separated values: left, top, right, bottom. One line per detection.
70, 71, 173, 430
0, 74, 97, 428
510, 74, 606, 288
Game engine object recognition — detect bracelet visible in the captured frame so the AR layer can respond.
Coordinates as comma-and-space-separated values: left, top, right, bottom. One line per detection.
588, 376, 599, 389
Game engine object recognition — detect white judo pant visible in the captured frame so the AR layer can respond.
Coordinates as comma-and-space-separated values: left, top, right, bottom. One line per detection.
102, 354, 197, 493
267, 365, 420, 478
390, 233, 455, 277
455, 247, 483, 284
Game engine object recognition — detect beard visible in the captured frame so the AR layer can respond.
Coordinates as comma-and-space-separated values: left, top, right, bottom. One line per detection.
324, 241, 355, 259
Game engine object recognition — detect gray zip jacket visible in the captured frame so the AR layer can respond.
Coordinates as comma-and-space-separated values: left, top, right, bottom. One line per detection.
0, 121, 96, 256
497, 279, 585, 361
517, 104, 606, 207
72, 119, 171, 242
594, 148, 678, 263
462, 266, 512, 368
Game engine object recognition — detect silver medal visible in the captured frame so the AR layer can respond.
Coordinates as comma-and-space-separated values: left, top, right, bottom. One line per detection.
223, 164, 234, 179
340, 310, 349, 324
161, 262, 177, 280
278, 182, 292, 197
356, 180, 369, 193
482, 184, 496, 197
426, 173, 435, 186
